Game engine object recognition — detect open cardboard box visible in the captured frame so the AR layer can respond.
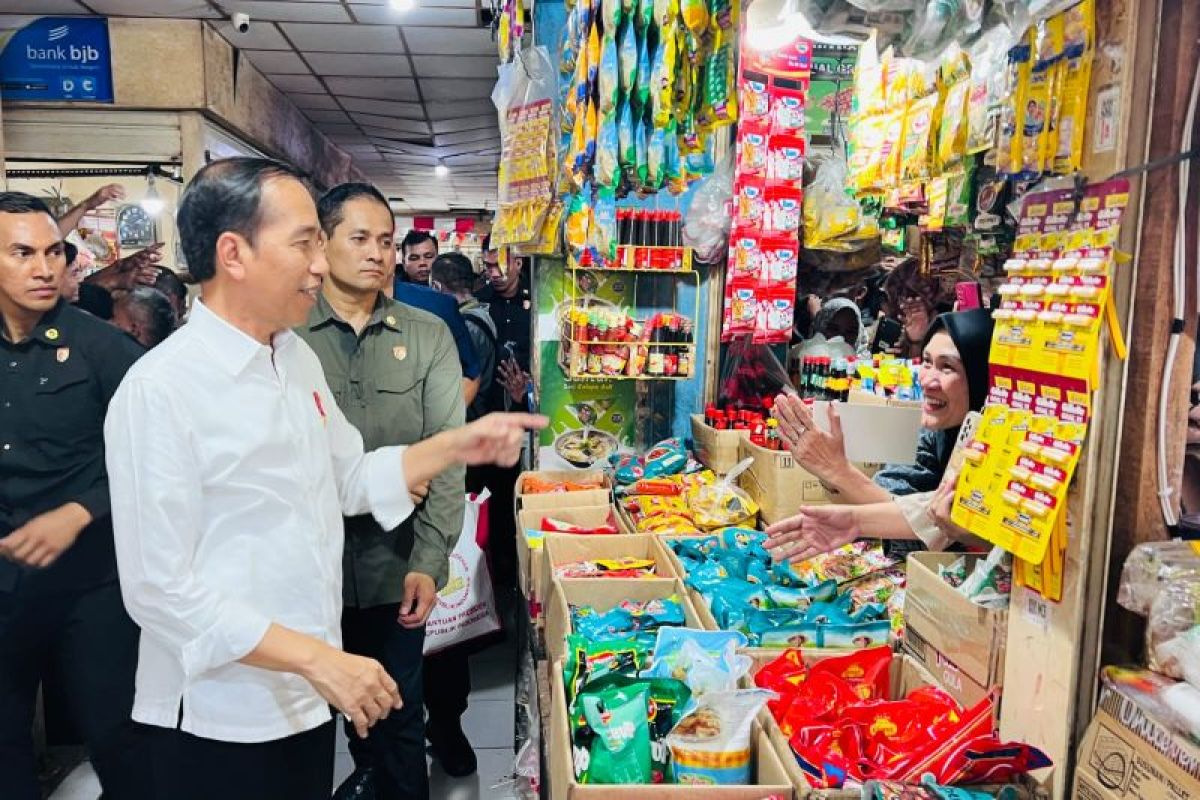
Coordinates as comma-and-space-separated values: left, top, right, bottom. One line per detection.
542, 533, 679, 593
544, 577, 703, 666
902, 552, 1007, 714
516, 504, 632, 620
548, 658, 795, 800
690, 414, 750, 475
740, 650, 1030, 799
515, 469, 613, 514
1074, 681, 1200, 800
737, 439, 831, 525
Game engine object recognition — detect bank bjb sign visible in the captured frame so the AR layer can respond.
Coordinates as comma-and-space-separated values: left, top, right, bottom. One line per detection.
0, 17, 113, 102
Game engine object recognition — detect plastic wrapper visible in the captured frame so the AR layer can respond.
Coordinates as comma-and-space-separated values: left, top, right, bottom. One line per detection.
1147, 576, 1200, 687
774, 540, 897, 586
741, 73, 769, 123
572, 675, 691, 784
586, 22, 601, 88
589, 186, 617, 263
705, 30, 736, 125
555, 558, 658, 578
865, 776, 1022, 800
685, 459, 759, 530
652, 0, 678, 27
755, 287, 795, 345
540, 515, 619, 535
900, 92, 938, 182
601, 0, 622, 34
647, 125, 666, 190
1116, 540, 1200, 617
680, 0, 708, 39
571, 595, 686, 639
805, 156, 864, 251
1101, 665, 1200, 743
765, 184, 802, 233
563, 632, 656, 704
521, 473, 606, 494
598, 34, 619, 116
767, 134, 806, 182
617, 100, 635, 172
578, 684, 651, 783
635, 32, 651, 109
1054, 0, 1095, 173
618, 21, 638, 98
770, 82, 805, 135
651, 26, 678, 129
649, 628, 751, 693
636, 0, 653, 29
735, 175, 767, 228
718, 336, 794, 407
595, 113, 619, 189
667, 690, 773, 785
761, 235, 799, 286
635, 119, 650, 188
737, 121, 769, 176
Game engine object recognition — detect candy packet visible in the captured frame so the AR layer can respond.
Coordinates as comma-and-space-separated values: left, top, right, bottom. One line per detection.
668, 690, 773, 785
740, 71, 770, 123
767, 134, 805, 182
729, 227, 761, 279
755, 287, 794, 344
770, 81, 806, 135
765, 184, 802, 234
555, 558, 658, 579
737, 121, 769, 176
735, 175, 767, 227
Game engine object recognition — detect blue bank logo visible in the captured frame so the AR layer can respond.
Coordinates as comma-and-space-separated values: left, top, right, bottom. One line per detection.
0, 17, 113, 102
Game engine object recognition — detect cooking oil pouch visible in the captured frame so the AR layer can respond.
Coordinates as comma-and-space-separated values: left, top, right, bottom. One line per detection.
596, 112, 619, 188
680, 0, 708, 40
617, 100, 635, 170
651, 27, 678, 129
619, 20, 638, 96
579, 685, 652, 783
668, 689, 772, 786
598, 34, 619, 116
647, 125, 667, 190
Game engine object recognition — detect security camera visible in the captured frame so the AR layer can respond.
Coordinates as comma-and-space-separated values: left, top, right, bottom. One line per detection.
232, 13, 250, 34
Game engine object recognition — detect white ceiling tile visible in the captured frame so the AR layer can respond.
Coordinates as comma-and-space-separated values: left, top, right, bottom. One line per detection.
431, 114, 496, 134
244, 50, 311, 74
0, 1, 87, 12
221, 2, 352, 23
317, 123, 363, 135
86, 0, 221, 15
419, 78, 493, 101
266, 74, 326, 93
402, 27, 492, 55
433, 128, 498, 147
289, 91, 341, 109
304, 108, 353, 124
383, 153, 439, 165
363, 131, 430, 145
353, 5, 477, 25
280, 22, 403, 52
412, 55, 497, 79
304, 52, 411, 76
216, 21, 293, 49
340, 97, 425, 118
424, 98, 495, 119
351, 113, 430, 133
325, 76, 419, 101
444, 153, 500, 166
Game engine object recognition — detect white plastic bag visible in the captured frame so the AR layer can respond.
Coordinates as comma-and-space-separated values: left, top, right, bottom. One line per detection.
423, 490, 502, 655
682, 150, 735, 264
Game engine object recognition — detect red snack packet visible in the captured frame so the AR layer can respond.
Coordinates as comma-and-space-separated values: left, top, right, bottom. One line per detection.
755, 286, 795, 344
767, 133, 806, 181
724, 278, 758, 338
777, 671, 860, 735
928, 734, 1053, 785
770, 82, 806, 134
808, 645, 892, 701
754, 648, 808, 718
540, 515, 619, 535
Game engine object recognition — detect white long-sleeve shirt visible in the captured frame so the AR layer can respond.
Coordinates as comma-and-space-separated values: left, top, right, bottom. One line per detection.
104, 299, 415, 743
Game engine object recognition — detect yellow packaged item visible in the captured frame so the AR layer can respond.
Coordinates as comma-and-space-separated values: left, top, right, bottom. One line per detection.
684, 480, 758, 531
1053, 0, 1095, 174
938, 78, 970, 172
995, 33, 1033, 175
900, 93, 939, 182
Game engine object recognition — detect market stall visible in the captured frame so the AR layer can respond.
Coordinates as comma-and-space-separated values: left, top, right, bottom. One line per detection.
489, 0, 1190, 797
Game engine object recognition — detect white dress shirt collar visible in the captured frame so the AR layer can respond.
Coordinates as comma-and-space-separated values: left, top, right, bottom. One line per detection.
188, 298, 299, 377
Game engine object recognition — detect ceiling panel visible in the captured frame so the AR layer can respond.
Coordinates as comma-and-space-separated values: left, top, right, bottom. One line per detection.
303, 108, 354, 124
221, 2, 352, 23
411, 55, 497, 79
85, 0, 222, 16
289, 91, 341, 109
340, 97, 425, 118
244, 49, 311, 74
0, 0, 86, 12
280, 22, 404, 52
216, 21, 292, 49
352, 113, 431, 133
351, 5, 477, 25
325, 76, 420, 101
424, 98, 496, 119
432, 114, 496, 134
402, 27, 493, 55
316, 123, 364, 136
420, 79, 494, 102
265, 73, 326, 93
433, 128, 498, 147
304, 52, 410, 76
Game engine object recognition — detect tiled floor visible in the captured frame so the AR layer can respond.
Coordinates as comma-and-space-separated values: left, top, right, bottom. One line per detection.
50, 635, 522, 800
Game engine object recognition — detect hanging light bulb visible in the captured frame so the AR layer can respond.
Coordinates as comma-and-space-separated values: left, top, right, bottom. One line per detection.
391, 0, 415, 11
435, 163, 449, 178
141, 170, 165, 217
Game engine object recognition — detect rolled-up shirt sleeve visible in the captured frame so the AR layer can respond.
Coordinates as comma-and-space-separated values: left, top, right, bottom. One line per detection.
322, 381, 415, 531
105, 378, 272, 679
892, 491, 953, 551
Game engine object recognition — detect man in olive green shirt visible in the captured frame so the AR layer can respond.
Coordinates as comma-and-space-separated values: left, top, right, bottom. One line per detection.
297, 183, 465, 800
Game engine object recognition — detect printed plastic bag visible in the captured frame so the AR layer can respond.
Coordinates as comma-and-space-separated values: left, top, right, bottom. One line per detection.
681, 149, 734, 263
424, 491, 501, 654
718, 337, 795, 408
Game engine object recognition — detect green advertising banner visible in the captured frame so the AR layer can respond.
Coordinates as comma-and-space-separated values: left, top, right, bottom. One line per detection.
807, 43, 857, 142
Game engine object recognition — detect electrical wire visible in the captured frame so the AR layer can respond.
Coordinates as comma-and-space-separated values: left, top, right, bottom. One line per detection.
1157, 56, 1200, 528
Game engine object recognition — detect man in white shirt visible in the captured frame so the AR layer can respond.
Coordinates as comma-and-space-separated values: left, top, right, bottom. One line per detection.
104, 158, 544, 800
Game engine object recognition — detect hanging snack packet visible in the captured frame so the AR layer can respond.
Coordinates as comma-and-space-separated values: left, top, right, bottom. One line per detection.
596, 112, 620, 188
618, 20, 638, 97
601, 0, 621, 34
574, 675, 691, 784
591, 187, 617, 263
995, 34, 1033, 175
1054, 0, 1095, 174
900, 93, 938, 183
565, 189, 592, 254
636, 0, 653, 30
617, 99, 636, 172
756, 287, 795, 344
770, 80, 806, 135
664, 124, 686, 194
706, 29, 736, 126
586, 21, 601, 87
735, 176, 767, 227
562, 632, 655, 704
668, 690, 773, 785
598, 33, 619, 117
653, 0, 678, 28
647, 125, 666, 190
767, 134, 805, 182
680, 0, 708, 40
737, 121, 769, 176
760, 235, 799, 287
651, 26, 678, 129
765, 183, 802, 233
726, 279, 758, 337
584, 96, 599, 173
635, 30, 651, 109
635, 118, 650, 189
729, 228, 761, 279
579, 685, 652, 783
741, 71, 770, 122
938, 78, 970, 172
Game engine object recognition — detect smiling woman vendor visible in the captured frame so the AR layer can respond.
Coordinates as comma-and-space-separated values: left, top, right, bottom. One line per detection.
766, 309, 994, 561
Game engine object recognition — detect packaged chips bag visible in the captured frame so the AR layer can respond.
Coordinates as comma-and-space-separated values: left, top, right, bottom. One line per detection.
667, 689, 773, 785
573, 675, 691, 784
579, 684, 652, 783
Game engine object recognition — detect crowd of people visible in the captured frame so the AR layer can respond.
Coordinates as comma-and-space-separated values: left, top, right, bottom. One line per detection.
0, 158, 543, 800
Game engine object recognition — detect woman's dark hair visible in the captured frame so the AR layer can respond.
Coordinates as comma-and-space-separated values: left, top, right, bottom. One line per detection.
921, 308, 995, 412
317, 182, 391, 237
0, 192, 52, 216
430, 252, 475, 294
401, 229, 437, 257
177, 158, 308, 282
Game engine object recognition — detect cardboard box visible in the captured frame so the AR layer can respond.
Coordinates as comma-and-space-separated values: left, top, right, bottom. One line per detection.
737, 438, 830, 524
516, 504, 632, 619
848, 388, 924, 409
902, 552, 1008, 696
549, 658, 795, 800
542, 533, 679, 593
516, 470, 613, 513
902, 626, 993, 715
543, 577, 703, 666
690, 414, 749, 475
1074, 685, 1200, 800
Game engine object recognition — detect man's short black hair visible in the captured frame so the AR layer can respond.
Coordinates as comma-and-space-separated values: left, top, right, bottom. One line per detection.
154, 267, 187, 305
0, 192, 53, 217
317, 183, 392, 238
64, 241, 78, 265
430, 252, 476, 294
401, 229, 437, 257
118, 286, 176, 347
177, 157, 308, 282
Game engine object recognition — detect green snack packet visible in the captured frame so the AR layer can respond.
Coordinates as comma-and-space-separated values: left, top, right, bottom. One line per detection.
636, 0, 653, 31
635, 32, 651, 110
619, 20, 638, 98
618, 99, 636, 171
598, 34, 619, 116
574, 675, 691, 783
580, 685, 652, 783
601, 0, 622, 33
944, 158, 977, 229
562, 632, 654, 706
